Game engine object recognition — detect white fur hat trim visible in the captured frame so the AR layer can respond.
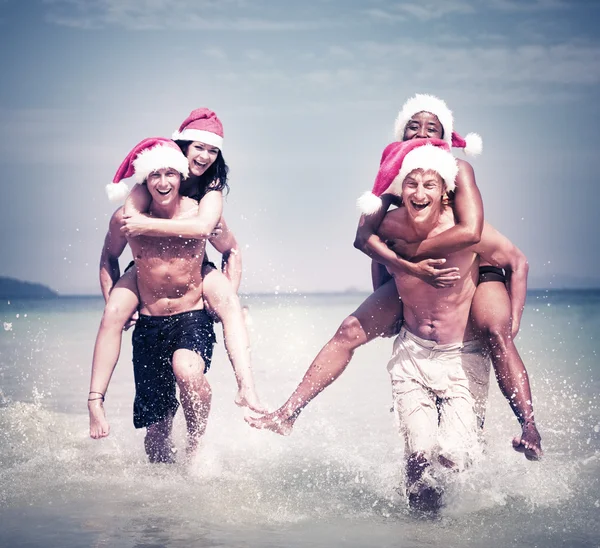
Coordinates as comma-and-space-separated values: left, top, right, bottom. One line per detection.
132, 144, 190, 183
393, 144, 458, 193
394, 94, 454, 146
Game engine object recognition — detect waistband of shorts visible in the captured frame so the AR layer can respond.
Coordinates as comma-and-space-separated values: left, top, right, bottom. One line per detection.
137, 308, 211, 325
398, 326, 482, 353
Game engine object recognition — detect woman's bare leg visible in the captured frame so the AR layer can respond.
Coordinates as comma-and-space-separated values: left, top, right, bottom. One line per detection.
471, 281, 542, 460
202, 266, 265, 412
88, 269, 139, 439
245, 280, 403, 435
171, 349, 212, 457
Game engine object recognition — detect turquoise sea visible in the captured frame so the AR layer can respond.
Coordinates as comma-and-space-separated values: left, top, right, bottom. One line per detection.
0, 290, 598, 547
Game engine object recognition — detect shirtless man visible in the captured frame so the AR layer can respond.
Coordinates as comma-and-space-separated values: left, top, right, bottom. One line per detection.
88, 138, 219, 462
247, 140, 539, 508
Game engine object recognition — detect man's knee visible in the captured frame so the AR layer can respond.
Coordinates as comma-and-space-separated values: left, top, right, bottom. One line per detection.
172, 353, 206, 383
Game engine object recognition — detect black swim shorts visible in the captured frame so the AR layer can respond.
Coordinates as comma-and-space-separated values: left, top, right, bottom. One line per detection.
132, 309, 216, 429
478, 265, 506, 284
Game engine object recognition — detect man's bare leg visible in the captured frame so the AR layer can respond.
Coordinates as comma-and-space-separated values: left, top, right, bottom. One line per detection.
89, 269, 139, 439
405, 452, 444, 513
471, 282, 542, 460
172, 349, 212, 457
245, 280, 403, 435
202, 267, 266, 413
145, 413, 176, 463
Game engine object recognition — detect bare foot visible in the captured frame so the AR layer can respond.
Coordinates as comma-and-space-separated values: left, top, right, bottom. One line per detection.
88, 400, 110, 439
235, 389, 268, 414
245, 410, 295, 436
512, 421, 543, 461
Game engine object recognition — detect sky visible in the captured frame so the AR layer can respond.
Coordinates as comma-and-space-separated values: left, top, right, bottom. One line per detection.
0, 0, 599, 295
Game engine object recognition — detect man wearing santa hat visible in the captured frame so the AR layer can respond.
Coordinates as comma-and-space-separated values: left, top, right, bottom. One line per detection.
248, 138, 533, 511
246, 94, 541, 469
89, 137, 219, 463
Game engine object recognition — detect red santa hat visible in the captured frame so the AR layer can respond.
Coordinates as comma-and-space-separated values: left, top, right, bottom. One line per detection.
357, 138, 458, 215
394, 93, 482, 156
171, 108, 224, 149
106, 137, 189, 202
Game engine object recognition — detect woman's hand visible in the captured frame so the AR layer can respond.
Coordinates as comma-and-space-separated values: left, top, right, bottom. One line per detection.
120, 214, 152, 238
409, 258, 460, 288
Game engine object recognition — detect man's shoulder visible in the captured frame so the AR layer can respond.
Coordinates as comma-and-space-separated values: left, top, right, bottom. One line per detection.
109, 206, 125, 226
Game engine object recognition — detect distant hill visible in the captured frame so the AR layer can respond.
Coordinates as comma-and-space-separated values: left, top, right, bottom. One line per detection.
0, 277, 59, 299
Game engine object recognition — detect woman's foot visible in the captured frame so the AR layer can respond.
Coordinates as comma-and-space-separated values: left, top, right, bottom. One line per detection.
235, 388, 268, 414
245, 409, 296, 436
88, 400, 110, 439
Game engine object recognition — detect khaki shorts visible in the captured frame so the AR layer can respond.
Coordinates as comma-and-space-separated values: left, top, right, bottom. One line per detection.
388, 327, 491, 469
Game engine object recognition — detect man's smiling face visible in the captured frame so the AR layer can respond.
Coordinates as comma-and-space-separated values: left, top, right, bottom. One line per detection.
146, 168, 182, 206
401, 168, 445, 222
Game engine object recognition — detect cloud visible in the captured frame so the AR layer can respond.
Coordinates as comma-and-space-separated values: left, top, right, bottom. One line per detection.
41, 0, 342, 30
395, 0, 475, 21
487, 0, 571, 12
362, 0, 570, 22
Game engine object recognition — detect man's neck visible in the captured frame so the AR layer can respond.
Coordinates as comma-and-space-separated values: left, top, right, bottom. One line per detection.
410, 206, 446, 240
149, 198, 181, 220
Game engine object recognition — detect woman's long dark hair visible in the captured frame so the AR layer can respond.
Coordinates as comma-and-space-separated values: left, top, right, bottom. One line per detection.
175, 140, 230, 201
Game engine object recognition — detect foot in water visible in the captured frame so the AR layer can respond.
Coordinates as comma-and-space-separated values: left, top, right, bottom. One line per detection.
405, 452, 443, 514
88, 401, 110, 439
145, 417, 177, 464
235, 388, 268, 414
408, 484, 443, 514
244, 410, 296, 436
145, 439, 177, 464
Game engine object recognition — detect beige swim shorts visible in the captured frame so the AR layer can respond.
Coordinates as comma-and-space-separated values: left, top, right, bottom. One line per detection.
388, 327, 491, 469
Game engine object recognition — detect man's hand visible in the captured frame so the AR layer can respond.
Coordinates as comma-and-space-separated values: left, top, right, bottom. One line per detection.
410, 258, 461, 288
512, 421, 543, 461
209, 222, 223, 240
511, 317, 521, 339
124, 310, 139, 331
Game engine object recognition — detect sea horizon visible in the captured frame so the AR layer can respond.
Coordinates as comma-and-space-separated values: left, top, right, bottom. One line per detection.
6, 286, 600, 300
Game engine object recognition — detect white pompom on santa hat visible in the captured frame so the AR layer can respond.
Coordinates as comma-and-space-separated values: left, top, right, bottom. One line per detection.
106, 137, 189, 202
394, 93, 483, 157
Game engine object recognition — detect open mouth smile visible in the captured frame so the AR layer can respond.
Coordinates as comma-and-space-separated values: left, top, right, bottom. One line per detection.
411, 201, 430, 211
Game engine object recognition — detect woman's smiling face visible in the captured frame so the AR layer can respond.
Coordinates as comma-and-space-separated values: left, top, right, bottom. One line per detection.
186, 141, 219, 177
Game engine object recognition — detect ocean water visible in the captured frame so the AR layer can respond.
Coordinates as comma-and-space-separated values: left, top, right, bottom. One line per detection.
0, 290, 598, 548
